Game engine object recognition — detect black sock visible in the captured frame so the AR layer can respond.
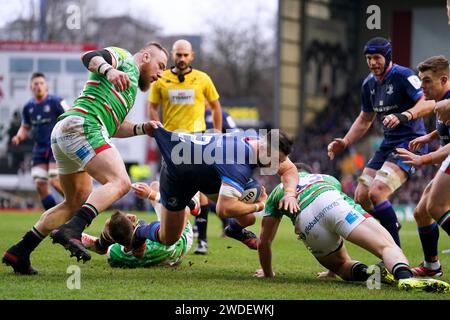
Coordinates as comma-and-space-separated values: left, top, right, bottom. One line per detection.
348, 262, 369, 281
221, 217, 232, 229
418, 222, 439, 262
16, 227, 45, 255
226, 219, 244, 240
66, 203, 98, 233
438, 211, 450, 236
392, 262, 413, 280
196, 205, 209, 242
373, 201, 401, 247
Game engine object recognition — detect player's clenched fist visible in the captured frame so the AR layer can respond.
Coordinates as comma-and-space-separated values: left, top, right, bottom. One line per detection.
327, 138, 349, 160
107, 68, 131, 92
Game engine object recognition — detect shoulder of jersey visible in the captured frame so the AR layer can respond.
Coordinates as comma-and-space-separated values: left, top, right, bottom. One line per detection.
392, 64, 415, 77
191, 69, 209, 78
362, 73, 374, 87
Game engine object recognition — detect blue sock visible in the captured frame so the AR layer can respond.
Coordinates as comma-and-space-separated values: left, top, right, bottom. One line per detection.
418, 222, 439, 262
136, 221, 160, 243
373, 200, 401, 247
41, 195, 56, 210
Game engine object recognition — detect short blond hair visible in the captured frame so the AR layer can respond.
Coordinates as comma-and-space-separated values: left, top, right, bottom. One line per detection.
141, 41, 169, 59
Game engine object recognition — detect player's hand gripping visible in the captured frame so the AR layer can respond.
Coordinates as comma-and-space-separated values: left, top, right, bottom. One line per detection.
327, 138, 349, 160
408, 135, 432, 152
435, 99, 450, 125
278, 190, 299, 214
396, 148, 431, 168
107, 68, 131, 92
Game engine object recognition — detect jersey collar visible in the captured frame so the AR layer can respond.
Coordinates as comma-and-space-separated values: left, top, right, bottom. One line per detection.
441, 89, 450, 100
375, 64, 396, 82
33, 93, 48, 104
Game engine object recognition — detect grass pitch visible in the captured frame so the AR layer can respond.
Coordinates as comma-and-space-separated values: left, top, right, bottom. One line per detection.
0, 211, 449, 300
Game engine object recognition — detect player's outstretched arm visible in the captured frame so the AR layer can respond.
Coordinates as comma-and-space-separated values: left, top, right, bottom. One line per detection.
397, 144, 450, 167
276, 158, 299, 214
383, 97, 435, 129
328, 111, 375, 160
255, 216, 280, 278
113, 120, 161, 138
409, 130, 439, 152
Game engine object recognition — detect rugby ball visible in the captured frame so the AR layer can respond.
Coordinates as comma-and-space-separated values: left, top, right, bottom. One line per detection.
240, 178, 262, 204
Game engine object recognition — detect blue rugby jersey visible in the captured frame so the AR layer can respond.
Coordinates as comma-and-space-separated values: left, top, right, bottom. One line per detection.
22, 94, 66, 146
361, 64, 426, 142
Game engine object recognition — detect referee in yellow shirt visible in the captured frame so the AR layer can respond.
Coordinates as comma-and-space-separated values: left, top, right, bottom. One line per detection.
148, 39, 223, 254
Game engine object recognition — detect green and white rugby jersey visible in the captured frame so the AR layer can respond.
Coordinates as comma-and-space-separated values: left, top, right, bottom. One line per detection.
60, 47, 139, 137
264, 172, 365, 225
107, 222, 193, 268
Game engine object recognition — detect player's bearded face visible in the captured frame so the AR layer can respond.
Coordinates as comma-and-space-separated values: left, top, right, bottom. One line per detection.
138, 62, 154, 91
31, 77, 48, 99
174, 51, 193, 71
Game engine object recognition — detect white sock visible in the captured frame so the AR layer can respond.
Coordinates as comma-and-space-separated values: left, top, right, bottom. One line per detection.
423, 260, 441, 270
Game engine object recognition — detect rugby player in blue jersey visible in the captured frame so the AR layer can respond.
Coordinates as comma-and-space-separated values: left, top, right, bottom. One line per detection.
327, 37, 435, 247
129, 121, 299, 253
193, 106, 239, 254
396, 55, 450, 277
11, 72, 67, 210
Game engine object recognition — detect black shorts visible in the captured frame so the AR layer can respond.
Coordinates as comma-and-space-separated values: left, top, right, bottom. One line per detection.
366, 138, 428, 176
159, 162, 222, 211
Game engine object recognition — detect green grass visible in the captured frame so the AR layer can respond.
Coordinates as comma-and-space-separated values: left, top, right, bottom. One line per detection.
0, 211, 449, 300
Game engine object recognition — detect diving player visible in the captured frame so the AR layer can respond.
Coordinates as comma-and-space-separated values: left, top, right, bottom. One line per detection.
130, 123, 299, 253
327, 37, 435, 247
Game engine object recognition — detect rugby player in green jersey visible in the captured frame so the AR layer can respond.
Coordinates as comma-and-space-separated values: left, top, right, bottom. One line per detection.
3, 43, 168, 274
81, 212, 193, 269
255, 163, 450, 293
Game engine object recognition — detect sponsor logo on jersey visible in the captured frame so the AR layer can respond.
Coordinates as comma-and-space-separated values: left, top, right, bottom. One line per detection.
407, 75, 421, 90
168, 89, 195, 105
44, 104, 50, 112
345, 211, 359, 224
386, 84, 394, 95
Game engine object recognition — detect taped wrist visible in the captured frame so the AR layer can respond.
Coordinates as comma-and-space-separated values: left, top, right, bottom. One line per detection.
133, 123, 146, 136
392, 113, 409, 124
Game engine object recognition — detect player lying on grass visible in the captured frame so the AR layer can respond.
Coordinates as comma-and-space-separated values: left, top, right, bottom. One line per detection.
255, 163, 450, 293
81, 211, 193, 268
81, 181, 196, 267
132, 180, 262, 251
